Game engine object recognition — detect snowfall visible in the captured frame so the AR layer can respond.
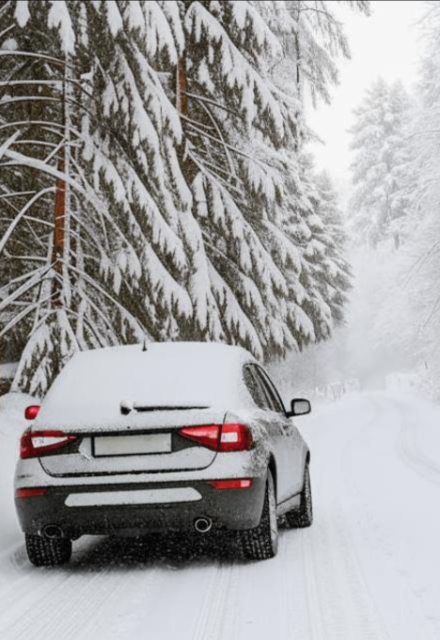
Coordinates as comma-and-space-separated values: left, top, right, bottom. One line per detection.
1, 386, 440, 640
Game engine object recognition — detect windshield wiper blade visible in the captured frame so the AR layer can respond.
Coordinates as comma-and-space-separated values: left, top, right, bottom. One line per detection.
120, 402, 209, 415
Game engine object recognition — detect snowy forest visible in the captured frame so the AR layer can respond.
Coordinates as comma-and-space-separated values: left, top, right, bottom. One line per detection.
2, 0, 440, 403
274, 1, 440, 403
0, 0, 369, 396
344, 18, 440, 400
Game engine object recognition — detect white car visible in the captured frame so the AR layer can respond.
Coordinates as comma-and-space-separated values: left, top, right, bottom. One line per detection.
14, 342, 312, 566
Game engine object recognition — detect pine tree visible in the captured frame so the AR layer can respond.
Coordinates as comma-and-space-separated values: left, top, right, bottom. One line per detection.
176, 0, 367, 356
1, 1, 194, 394
348, 77, 413, 248
0, 0, 366, 393
313, 170, 351, 325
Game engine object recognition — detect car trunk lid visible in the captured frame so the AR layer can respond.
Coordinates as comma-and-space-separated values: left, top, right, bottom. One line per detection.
38, 408, 225, 477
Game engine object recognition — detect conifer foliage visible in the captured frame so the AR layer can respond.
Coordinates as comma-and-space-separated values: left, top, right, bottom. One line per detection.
349, 78, 413, 248
0, 0, 363, 394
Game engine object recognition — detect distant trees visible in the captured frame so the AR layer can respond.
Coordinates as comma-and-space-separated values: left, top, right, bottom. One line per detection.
0, 0, 367, 395
348, 78, 414, 249
346, 1, 440, 388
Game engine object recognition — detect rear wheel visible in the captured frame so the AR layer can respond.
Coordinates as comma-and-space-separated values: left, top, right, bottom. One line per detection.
285, 464, 313, 529
238, 471, 278, 561
25, 533, 72, 567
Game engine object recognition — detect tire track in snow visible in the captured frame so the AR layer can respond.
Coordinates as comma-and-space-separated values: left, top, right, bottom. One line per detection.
0, 568, 130, 640
0, 539, 166, 640
300, 397, 389, 640
302, 513, 388, 640
339, 395, 439, 640
0, 536, 105, 610
396, 419, 440, 487
278, 530, 311, 639
300, 528, 326, 640
191, 561, 238, 640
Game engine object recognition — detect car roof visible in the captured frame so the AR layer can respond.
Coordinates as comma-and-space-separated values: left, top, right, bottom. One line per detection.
74, 341, 256, 365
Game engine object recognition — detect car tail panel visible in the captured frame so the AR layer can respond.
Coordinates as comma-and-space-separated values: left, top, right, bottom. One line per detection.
38, 409, 226, 477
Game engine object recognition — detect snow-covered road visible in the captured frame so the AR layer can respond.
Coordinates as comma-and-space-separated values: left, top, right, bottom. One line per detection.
1, 392, 440, 640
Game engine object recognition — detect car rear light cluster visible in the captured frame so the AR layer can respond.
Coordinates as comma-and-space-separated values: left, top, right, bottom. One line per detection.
20, 429, 77, 459
178, 423, 252, 452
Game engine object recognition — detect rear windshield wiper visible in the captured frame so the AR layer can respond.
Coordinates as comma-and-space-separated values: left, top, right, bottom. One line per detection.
120, 402, 209, 416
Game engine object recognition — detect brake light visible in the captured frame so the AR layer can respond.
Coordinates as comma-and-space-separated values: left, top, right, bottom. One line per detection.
25, 405, 40, 420
178, 423, 252, 451
178, 425, 220, 450
20, 429, 77, 459
219, 424, 252, 451
208, 479, 253, 489
15, 487, 47, 498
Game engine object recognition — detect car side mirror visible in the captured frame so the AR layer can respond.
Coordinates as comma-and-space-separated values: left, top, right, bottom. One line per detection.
286, 398, 311, 418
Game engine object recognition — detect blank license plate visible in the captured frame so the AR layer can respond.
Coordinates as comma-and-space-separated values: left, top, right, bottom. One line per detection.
93, 434, 172, 457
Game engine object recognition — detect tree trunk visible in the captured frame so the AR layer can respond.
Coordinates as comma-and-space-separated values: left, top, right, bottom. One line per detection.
176, 58, 188, 116
53, 76, 66, 307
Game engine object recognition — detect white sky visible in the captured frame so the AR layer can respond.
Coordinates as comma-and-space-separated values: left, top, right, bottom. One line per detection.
307, 0, 425, 184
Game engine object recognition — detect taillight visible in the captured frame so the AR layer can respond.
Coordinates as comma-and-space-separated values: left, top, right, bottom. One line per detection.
178, 423, 252, 452
20, 429, 77, 459
15, 487, 47, 498
178, 425, 220, 450
219, 424, 252, 451
208, 479, 253, 489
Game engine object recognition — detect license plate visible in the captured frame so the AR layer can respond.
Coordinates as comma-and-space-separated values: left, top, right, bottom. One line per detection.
93, 434, 172, 457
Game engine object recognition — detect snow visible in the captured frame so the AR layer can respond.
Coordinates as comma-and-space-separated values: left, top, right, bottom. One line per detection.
36, 343, 257, 429
105, 1, 123, 37
3, 391, 440, 638
14, 1, 30, 28
48, 1, 76, 54
0, 362, 17, 380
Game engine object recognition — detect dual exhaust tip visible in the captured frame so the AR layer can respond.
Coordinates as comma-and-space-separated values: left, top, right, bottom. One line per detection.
194, 517, 212, 534
43, 525, 64, 539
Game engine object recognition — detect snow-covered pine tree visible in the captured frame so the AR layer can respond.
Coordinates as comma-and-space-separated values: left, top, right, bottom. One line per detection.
262, 1, 363, 346
396, 0, 440, 375
171, 1, 298, 359
172, 0, 367, 357
312, 170, 351, 326
0, 1, 197, 394
348, 77, 413, 248
267, 1, 370, 107
1, 0, 366, 393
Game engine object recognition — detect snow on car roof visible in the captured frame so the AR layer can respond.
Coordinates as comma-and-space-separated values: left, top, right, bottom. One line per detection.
37, 342, 258, 428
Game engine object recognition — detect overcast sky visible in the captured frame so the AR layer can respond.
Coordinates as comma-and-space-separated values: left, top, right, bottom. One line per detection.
308, 0, 425, 185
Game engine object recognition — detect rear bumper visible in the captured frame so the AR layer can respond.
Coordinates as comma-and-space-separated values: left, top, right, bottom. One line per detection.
15, 477, 266, 538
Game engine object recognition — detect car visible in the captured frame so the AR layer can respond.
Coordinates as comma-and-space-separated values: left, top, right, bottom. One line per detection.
14, 342, 312, 566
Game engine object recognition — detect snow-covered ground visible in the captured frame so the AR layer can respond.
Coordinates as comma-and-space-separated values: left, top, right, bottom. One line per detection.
1, 391, 440, 639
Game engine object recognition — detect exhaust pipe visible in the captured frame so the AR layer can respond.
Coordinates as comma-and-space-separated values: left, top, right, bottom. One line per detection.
194, 517, 212, 534
43, 525, 64, 539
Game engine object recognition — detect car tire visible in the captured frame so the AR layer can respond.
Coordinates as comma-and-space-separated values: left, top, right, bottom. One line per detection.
238, 471, 278, 561
25, 533, 72, 567
285, 464, 313, 529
